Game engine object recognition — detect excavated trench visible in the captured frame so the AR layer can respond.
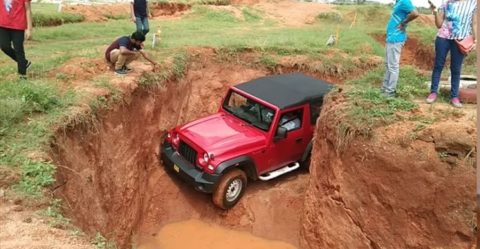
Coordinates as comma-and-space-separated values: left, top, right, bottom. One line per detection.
50, 50, 476, 249
50, 53, 314, 248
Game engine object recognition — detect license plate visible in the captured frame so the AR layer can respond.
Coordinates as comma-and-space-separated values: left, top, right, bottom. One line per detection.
173, 164, 180, 173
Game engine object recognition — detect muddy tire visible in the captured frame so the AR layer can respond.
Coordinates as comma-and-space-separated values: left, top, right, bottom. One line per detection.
300, 153, 311, 172
212, 169, 247, 210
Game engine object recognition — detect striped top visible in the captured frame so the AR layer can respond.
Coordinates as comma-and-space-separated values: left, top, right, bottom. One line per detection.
437, 0, 477, 40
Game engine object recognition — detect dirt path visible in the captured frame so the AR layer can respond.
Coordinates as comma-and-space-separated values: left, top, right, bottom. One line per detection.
0, 200, 94, 249
254, 0, 333, 26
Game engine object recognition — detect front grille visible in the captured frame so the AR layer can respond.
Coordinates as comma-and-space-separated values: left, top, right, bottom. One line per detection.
178, 140, 197, 166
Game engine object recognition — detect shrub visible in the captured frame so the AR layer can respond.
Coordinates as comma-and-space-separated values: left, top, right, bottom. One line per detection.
33, 12, 84, 27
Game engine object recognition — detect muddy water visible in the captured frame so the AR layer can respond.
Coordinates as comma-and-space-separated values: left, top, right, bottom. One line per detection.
137, 219, 298, 249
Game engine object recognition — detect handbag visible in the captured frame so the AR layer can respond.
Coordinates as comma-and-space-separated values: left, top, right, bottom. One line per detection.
455, 35, 475, 55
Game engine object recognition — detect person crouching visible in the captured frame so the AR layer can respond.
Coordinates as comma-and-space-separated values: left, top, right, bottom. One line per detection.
105, 31, 157, 75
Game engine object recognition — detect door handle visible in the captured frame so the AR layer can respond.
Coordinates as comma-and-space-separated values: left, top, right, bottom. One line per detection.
295, 137, 303, 143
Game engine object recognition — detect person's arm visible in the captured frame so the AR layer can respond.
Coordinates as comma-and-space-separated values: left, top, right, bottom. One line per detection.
130, 0, 136, 23
25, 1, 32, 40
398, 10, 419, 30
430, 1, 445, 29
139, 50, 157, 66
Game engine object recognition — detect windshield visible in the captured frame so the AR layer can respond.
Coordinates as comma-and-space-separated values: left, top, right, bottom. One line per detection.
222, 90, 275, 131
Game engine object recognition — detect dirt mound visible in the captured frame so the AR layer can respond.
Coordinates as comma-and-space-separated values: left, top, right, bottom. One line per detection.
150, 2, 190, 17
64, 3, 189, 22
53, 57, 110, 83
63, 4, 130, 22
300, 92, 477, 248
374, 34, 434, 72
254, 0, 332, 27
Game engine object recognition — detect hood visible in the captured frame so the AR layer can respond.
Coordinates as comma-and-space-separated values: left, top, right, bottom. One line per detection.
178, 113, 266, 157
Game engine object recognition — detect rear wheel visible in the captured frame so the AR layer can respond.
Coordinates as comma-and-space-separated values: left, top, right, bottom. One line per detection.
300, 152, 311, 172
212, 169, 247, 210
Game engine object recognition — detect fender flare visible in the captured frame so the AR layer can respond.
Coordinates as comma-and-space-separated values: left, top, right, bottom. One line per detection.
215, 156, 258, 180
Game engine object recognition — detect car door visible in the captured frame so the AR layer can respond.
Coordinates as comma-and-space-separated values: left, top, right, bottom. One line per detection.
265, 107, 308, 172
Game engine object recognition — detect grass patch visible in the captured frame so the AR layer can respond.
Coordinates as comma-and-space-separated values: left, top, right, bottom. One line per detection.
336, 65, 428, 150
33, 12, 85, 27
15, 160, 55, 195
317, 12, 343, 22
242, 7, 262, 22
91, 232, 117, 249
139, 51, 188, 87
0, 80, 63, 129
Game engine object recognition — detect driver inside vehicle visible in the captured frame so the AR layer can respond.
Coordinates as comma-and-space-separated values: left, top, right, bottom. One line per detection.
280, 112, 301, 131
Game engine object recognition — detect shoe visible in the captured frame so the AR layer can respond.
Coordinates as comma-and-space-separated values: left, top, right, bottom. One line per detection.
451, 97, 462, 108
425, 92, 437, 104
19, 74, 27, 80
115, 68, 127, 75
381, 91, 395, 98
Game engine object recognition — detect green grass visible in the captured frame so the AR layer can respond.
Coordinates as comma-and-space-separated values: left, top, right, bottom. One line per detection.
339, 66, 429, 143
91, 232, 117, 249
32, 3, 85, 27
15, 160, 56, 195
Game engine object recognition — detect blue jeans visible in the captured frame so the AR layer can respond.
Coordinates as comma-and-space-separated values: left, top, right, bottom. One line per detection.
382, 42, 404, 94
135, 16, 150, 35
430, 36, 465, 98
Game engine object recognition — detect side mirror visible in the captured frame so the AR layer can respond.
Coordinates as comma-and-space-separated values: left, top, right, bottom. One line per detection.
274, 126, 287, 141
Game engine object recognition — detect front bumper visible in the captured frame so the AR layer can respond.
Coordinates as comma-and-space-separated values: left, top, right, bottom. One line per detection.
160, 141, 219, 193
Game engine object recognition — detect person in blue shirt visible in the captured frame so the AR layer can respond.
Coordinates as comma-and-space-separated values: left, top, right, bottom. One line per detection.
381, 0, 419, 97
130, 0, 150, 35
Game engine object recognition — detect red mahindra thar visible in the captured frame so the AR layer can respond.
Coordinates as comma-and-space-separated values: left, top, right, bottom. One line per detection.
161, 73, 333, 209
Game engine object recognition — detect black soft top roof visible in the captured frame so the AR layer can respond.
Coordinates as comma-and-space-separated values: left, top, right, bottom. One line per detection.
234, 73, 333, 109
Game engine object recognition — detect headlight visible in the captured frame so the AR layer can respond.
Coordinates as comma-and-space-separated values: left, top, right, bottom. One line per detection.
203, 153, 210, 163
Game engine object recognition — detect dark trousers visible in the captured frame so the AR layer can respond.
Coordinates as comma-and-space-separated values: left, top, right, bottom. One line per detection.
0, 27, 28, 75
430, 36, 465, 98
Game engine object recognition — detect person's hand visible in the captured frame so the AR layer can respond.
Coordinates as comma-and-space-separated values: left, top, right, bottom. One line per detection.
131, 16, 136, 23
428, 0, 437, 11
397, 23, 406, 31
25, 29, 32, 40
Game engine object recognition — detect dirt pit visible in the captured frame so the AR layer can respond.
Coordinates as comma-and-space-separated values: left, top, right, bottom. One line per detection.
50, 50, 310, 249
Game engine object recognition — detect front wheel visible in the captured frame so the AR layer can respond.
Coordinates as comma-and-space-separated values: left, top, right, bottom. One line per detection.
212, 169, 247, 210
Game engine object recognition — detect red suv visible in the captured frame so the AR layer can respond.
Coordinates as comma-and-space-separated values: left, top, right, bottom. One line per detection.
161, 73, 333, 209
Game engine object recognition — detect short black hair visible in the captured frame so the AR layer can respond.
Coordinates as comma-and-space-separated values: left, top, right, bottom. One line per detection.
131, 31, 145, 42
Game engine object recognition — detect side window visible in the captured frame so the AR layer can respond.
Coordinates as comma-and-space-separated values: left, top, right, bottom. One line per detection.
279, 109, 303, 132
310, 99, 323, 124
